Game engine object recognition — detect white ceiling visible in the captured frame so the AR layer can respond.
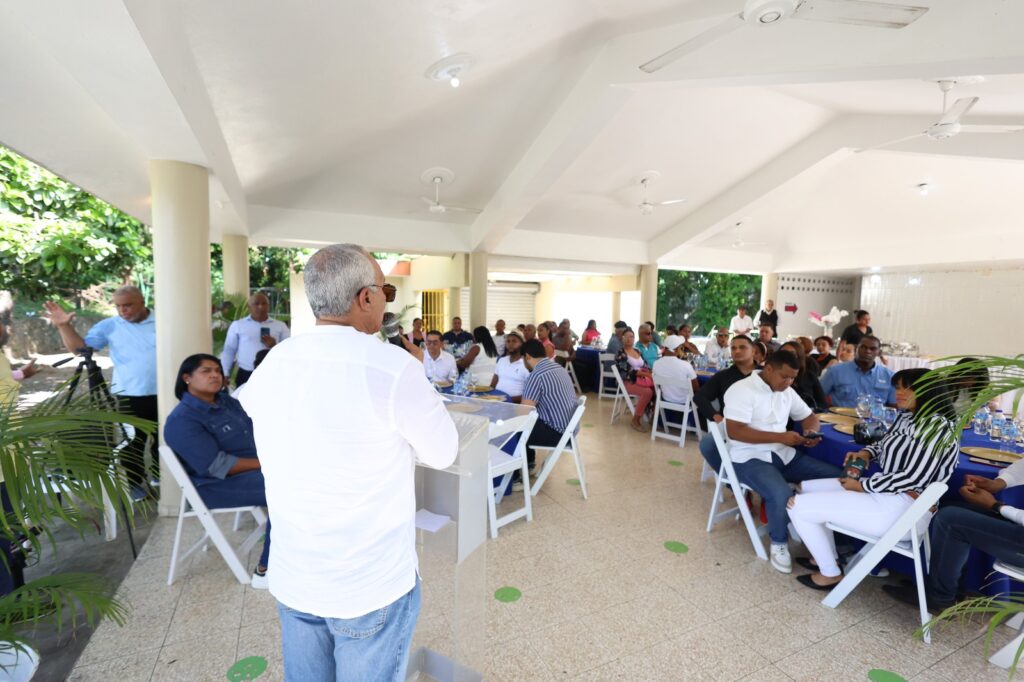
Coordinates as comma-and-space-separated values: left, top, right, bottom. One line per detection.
3, 0, 1024, 275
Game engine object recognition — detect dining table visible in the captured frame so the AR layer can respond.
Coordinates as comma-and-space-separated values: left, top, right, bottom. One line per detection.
803, 413, 1024, 596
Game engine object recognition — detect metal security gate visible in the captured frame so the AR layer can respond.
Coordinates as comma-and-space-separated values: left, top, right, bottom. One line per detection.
421, 290, 447, 333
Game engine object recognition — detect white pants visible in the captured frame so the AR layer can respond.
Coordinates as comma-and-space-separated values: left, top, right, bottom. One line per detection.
787, 479, 923, 577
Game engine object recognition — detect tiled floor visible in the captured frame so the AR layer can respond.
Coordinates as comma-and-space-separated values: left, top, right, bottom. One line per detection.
67, 399, 1018, 681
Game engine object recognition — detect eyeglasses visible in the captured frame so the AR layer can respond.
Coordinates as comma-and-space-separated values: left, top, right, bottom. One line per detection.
365, 283, 397, 302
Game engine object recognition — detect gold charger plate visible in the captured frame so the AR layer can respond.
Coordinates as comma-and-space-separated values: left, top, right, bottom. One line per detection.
470, 385, 493, 393
474, 395, 506, 402
820, 413, 860, 426
696, 370, 715, 377
435, 381, 453, 388
832, 423, 856, 436
446, 403, 482, 413
830, 407, 859, 417
961, 447, 1023, 464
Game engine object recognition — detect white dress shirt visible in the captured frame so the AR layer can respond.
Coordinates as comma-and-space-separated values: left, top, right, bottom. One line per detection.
239, 325, 458, 618
722, 372, 812, 465
493, 356, 529, 397
729, 314, 754, 334
221, 316, 290, 372
422, 350, 458, 383
652, 356, 697, 403
704, 340, 731, 367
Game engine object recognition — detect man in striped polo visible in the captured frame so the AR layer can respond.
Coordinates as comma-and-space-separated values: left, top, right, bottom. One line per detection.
517, 339, 579, 491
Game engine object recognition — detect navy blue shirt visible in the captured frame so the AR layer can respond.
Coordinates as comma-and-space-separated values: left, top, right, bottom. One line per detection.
164, 392, 258, 486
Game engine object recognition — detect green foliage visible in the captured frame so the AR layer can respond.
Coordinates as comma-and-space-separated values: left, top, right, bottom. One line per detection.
209, 243, 312, 314
0, 389, 152, 654
0, 146, 151, 302
656, 269, 762, 334
917, 592, 1024, 676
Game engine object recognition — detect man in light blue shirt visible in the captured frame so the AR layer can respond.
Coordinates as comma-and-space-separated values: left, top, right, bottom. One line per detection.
221, 293, 290, 386
43, 286, 157, 495
820, 335, 896, 407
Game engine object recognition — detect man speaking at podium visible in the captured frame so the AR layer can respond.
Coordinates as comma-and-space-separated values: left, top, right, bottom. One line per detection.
242, 243, 458, 682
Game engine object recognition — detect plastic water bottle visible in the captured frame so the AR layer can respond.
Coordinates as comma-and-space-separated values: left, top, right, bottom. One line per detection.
1003, 420, 1020, 450
973, 407, 990, 435
991, 410, 1006, 442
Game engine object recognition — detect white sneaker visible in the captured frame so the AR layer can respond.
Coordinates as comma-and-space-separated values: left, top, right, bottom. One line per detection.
250, 571, 269, 590
770, 543, 792, 574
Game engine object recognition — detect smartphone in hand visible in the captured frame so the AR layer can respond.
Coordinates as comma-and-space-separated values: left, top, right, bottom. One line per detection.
803, 431, 823, 441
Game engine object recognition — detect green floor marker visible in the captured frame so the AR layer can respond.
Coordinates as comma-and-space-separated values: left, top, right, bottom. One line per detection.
667, 459, 683, 467
582, 423, 594, 428
227, 656, 268, 681
494, 586, 522, 603
566, 478, 581, 486
663, 541, 689, 554
867, 670, 907, 682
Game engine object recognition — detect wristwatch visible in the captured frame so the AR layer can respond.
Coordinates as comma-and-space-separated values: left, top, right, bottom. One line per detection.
992, 501, 1005, 515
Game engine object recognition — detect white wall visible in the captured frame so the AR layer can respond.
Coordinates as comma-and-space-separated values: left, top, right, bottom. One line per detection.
859, 268, 1024, 358
774, 273, 858, 340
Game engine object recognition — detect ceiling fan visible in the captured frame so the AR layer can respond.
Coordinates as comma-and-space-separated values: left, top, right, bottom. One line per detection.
724, 219, 768, 249
858, 80, 1024, 152
637, 172, 687, 215
639, 0, 929, 74
418, 167, 481, 215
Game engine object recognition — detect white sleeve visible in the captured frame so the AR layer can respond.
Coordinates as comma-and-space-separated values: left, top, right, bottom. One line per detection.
787, 388, 813, 421
998, 459, 1024, 489
682, 363, 696, 381
1000, 505, 1024, 528
723, 384, 754, 423
220, 321, 240, 371
393, 360, 458, 470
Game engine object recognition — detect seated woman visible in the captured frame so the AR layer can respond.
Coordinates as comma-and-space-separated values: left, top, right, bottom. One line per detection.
614, 329, 654, 432
813, 336, 838, 372
406, 317, 426, 347
580, 320, 601, 346
780, 340, 827, 411
164, 354, 271, 588
787, 368, 960, 590
752, 341, 768, 368
537, 322, 556, 359
456, 326, 499, 383
949, 357, 1000, 415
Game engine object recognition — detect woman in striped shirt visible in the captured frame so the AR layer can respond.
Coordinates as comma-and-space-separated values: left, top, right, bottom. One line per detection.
787, 368, 960, 590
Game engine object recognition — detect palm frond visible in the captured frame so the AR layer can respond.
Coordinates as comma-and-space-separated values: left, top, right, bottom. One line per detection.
0, 389, 154, 554
916, 592, 1024, 676
0, 573, 127, 630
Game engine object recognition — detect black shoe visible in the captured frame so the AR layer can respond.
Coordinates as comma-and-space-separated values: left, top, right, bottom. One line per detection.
882, 584, 954, 611
795, 557, 818, 572
797, 573, 841, 591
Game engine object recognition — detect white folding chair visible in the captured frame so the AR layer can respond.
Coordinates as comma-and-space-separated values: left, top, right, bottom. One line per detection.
487, 412, 539, 538
598, 353, 617, 400
160, 445, 268, 586
531, 396, 588, 500
705, 421, 768, 561
650, 374, 697, 447
821, 481, 947, 643
609, 365, 636, 424
564, 360, 583, 394
988, 562, 1024, 670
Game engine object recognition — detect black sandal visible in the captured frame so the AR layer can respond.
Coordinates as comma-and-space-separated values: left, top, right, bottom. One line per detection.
797, 573, 842, 591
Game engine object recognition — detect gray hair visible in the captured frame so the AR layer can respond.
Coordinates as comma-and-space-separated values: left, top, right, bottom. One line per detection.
304, 243, 375, 318
638, 323, 652, 333
113, 285, 144, 300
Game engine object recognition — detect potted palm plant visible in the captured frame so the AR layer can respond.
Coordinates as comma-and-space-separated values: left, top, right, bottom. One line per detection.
0, 389, 152, 679
915, 356, 1024, 675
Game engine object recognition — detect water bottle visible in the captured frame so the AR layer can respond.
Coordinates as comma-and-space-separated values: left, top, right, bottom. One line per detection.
1003, 420, 1020, 450
991, 410, 1006, 442
973, 408, 990, 435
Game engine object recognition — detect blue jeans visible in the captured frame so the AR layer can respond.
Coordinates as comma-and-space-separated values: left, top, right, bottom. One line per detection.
927, 505, 1024, 602
699, 432, 722, 472
197, 469, 270, 569
277, 580, 421, 682
733, 452, 843, 543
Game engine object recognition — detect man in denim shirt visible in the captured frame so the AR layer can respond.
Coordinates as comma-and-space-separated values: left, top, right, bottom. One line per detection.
820, 335, 896, 407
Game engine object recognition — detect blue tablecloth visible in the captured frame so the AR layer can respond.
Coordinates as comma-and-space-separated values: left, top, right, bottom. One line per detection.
439, 386, 510, 401
804, 420, 1024, 596
574, 347, 604, 393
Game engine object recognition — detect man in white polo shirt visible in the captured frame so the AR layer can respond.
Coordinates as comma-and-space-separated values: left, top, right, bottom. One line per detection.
722, 349, 842, 574
221, 292, 290, 387
241, 243, 458, 681
729, 305, 755, 336
653, 338, 699, 403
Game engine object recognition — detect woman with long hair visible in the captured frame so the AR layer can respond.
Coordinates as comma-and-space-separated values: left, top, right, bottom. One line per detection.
164, 354, 271, 588
787, 368, 959, 590
581, 319, 601, 346
780, 340, 827, 411
456, 326, 499, 382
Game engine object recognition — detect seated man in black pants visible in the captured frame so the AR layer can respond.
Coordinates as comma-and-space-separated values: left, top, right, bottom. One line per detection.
516, 339, 579, 491
885, 458, 1024, 609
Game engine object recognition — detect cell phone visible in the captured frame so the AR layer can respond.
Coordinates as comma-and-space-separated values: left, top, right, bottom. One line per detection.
803, 431, 823, 441
260, 326, 270, 338
845, 457, 867, 479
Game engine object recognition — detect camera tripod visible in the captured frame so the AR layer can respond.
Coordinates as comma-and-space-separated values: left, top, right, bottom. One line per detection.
53, 347, 140, 558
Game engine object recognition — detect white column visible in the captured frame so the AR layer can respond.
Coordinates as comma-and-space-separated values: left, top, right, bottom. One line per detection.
639, 264, 658, 325
760, 272, 779, 312
468, 252, 488, 329
611, 291, 621, 324
222, 234, 250, 299
150, 160, 211, 516
448, 287, 461, 324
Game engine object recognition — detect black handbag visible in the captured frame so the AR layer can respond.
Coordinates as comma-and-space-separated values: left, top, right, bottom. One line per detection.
854, 420, 886, 445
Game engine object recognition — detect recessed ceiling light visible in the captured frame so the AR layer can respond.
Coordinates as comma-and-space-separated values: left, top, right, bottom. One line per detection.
425, 53, 474, 89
